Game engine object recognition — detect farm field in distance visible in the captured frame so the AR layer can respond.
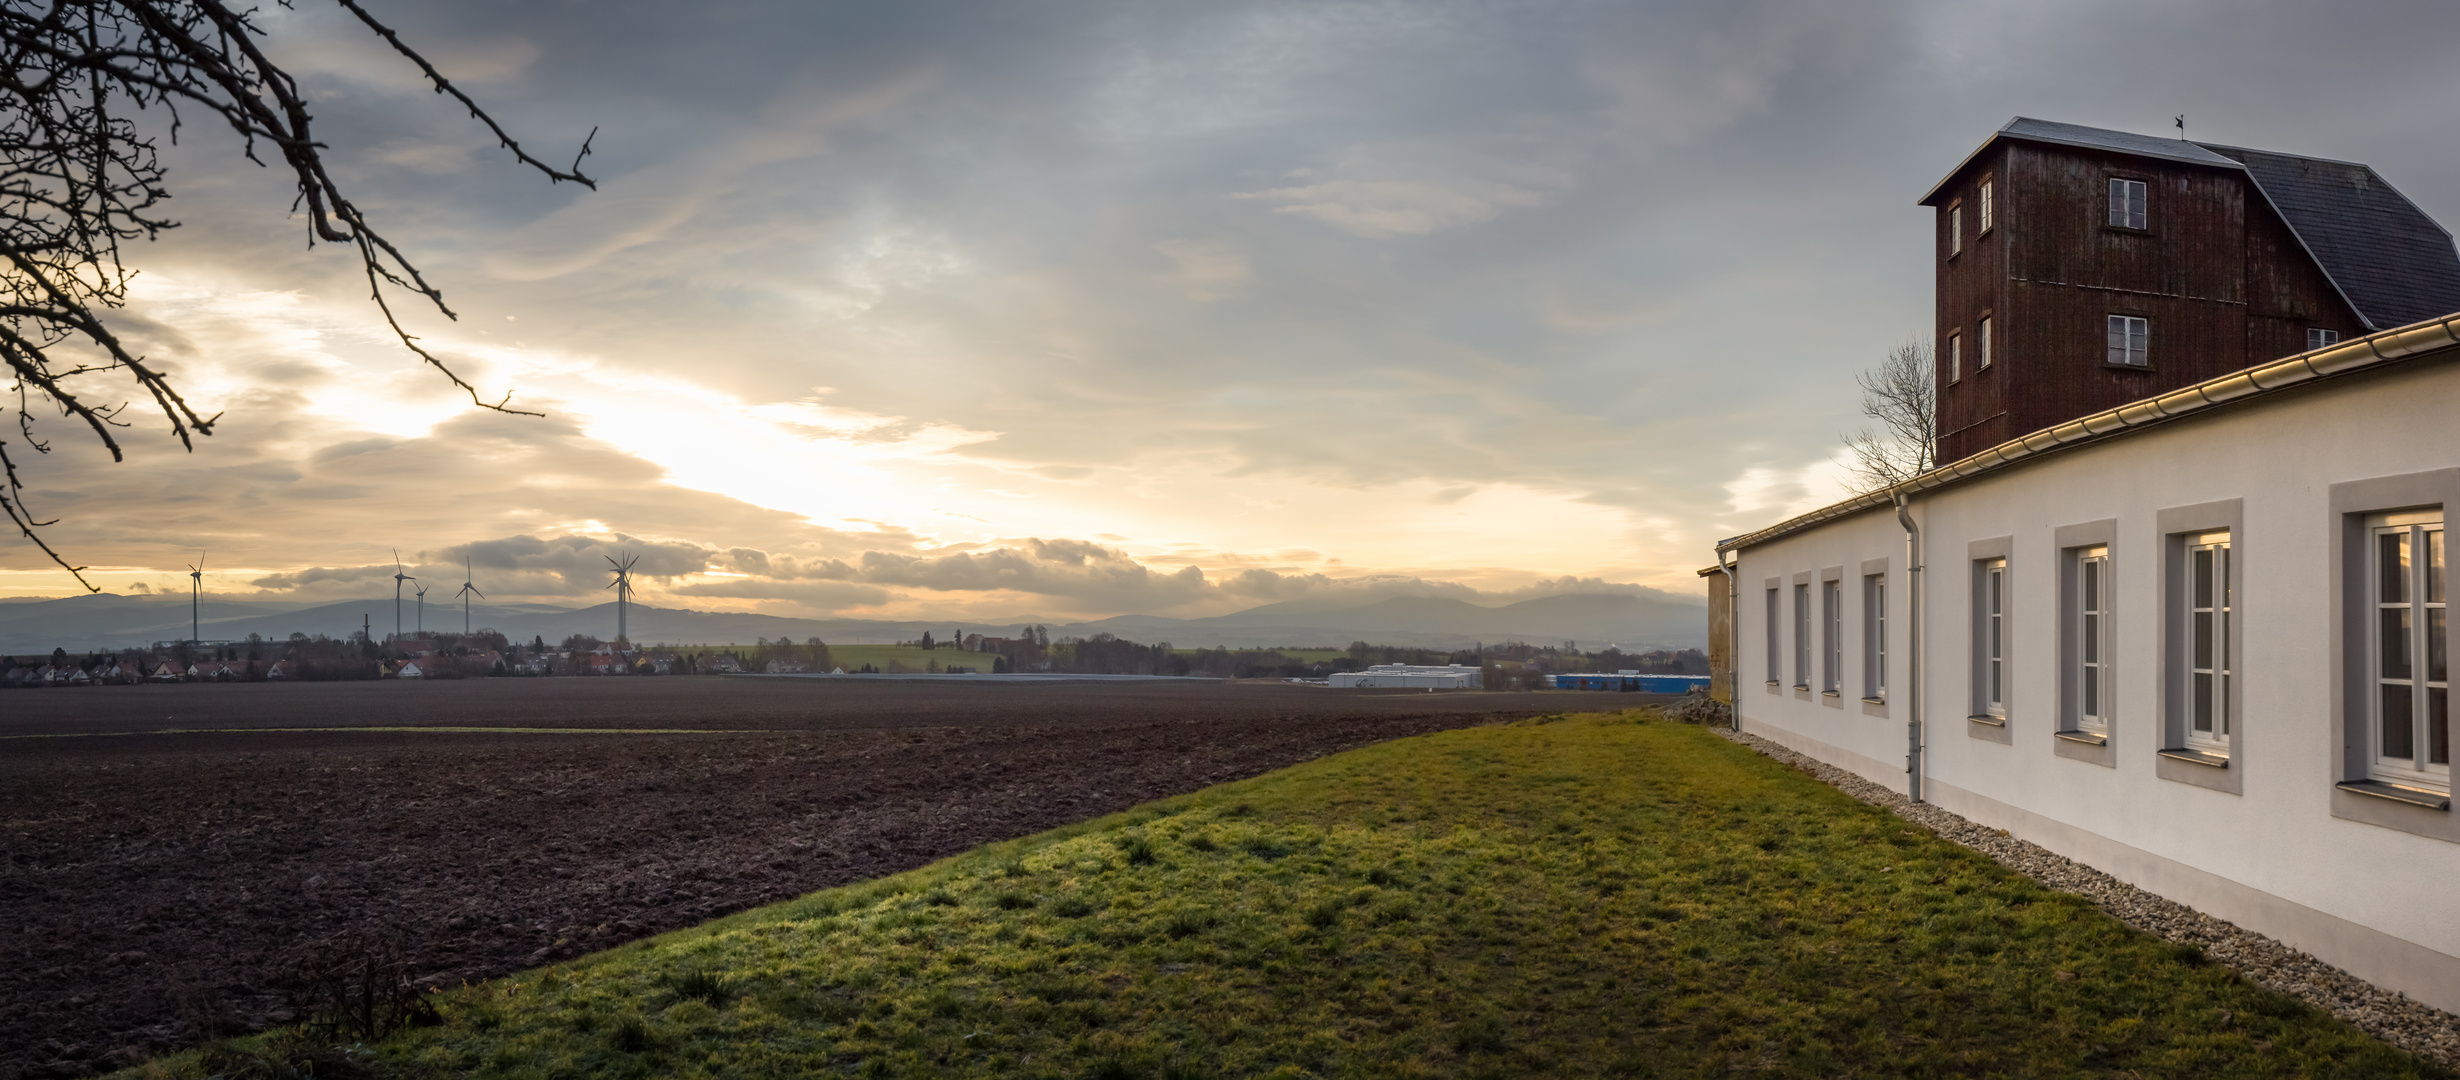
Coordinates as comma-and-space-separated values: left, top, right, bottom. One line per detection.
0, 677, 1582, 1078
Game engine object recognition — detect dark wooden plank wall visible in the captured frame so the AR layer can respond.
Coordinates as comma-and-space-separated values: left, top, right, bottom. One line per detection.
1933, 140, 2363, 463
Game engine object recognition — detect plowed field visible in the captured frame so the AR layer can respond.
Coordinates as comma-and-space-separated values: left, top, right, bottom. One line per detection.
0, 677, 1609, 1078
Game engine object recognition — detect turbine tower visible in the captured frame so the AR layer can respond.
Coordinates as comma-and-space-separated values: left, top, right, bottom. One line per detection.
414, 582, 428, 635
605, 551, 638, 643
391, 549, 417, 642
185, 552, 205, 644
454, 556, 484, 635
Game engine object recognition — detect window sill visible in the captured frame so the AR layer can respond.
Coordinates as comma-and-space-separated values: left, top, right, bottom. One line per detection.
1821, 690, 1841, 698
2336, 780, 2451, 811
1966, 714, 2007, 727
2158, 747, 2230, 768
2103, 363, 2154, 373
1792, 684, 1810, 691
2103, 224, 2151, 236
1861, 696, 1885, 705
2053, 730, 2108, 746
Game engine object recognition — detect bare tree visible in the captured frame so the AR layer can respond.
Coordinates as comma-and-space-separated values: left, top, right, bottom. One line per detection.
1841, 338, 1937, 493
1, 0, 594, 587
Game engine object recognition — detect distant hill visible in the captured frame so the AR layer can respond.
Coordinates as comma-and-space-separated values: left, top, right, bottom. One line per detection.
0, 589, 1708, 655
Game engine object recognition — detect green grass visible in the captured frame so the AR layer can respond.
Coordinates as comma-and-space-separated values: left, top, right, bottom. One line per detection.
811, 644, 989, 672
138, 712, 2447, 1079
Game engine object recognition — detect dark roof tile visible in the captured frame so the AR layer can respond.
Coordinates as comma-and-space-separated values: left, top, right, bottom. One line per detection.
2198, 143, 2460, 330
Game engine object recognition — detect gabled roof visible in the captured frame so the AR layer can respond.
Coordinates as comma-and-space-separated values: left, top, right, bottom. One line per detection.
1920, 117, 2460, 332
2198, 143, 2460, 330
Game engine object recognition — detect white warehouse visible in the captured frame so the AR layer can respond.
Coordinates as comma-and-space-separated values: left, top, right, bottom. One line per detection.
1329, 664, 1482, 689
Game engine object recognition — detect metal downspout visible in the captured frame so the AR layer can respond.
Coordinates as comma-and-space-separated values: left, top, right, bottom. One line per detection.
1894, 492, 1925, 804
1717, 550, 1741, 733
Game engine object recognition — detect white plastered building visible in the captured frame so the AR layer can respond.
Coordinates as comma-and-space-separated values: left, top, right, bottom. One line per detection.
1716, 316, 2460, 1012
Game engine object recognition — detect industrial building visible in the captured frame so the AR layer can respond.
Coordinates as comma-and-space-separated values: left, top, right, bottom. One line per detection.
1329, 664, 1483, 689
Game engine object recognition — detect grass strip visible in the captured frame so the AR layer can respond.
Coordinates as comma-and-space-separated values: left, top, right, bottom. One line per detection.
137, 711, 2450, 1079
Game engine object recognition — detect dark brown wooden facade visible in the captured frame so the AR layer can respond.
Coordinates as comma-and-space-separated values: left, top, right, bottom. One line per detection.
1925, 138, 2365, 463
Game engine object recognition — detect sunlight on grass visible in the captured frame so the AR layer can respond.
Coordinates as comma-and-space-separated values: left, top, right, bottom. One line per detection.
137, 711, 2447, 1079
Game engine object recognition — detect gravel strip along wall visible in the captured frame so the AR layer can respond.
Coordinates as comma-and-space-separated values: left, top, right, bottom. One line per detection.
1716, 727, 2460, 1068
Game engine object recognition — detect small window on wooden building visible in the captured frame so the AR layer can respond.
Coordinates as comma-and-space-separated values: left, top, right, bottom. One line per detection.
1978, 316, 1993, 370
2107, 315, 2149, 367
1948, 202, 1963, 257
2309, 327, 2341, 351
1978, 178, 1994, 234
1947, 333, 1961, 382
2108, 178, 2147, 229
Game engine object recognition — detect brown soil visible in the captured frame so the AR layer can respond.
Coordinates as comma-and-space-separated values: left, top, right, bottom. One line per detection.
0, 677, 1597, 1078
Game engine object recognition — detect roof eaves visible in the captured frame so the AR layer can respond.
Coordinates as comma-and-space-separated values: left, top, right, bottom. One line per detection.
1717, 311, 2460, 554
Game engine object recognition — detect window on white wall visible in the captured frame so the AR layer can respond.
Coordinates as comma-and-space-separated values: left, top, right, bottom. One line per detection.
1864, 574, 1887, 701
2369, 511, 2449, 789
1794, 583, 1811, 689
1977, 558, 2008, 718
2073, 546, 2110, 734
2184, 532, 2233, 752
1823, 579, 1842, 694
1765, 588, 1781, 685
2108, 177, 2147, 229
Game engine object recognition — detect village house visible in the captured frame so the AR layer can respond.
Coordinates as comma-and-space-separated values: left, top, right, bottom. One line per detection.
1711, 118, 2460, 1013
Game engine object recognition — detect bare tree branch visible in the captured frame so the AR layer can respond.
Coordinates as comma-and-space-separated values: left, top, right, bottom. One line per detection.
1842, 338, 1937, 494
0, 0, 592, 588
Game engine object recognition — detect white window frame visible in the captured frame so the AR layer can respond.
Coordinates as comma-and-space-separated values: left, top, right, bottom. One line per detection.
1947, 332, 1962, 382
1978, 558, 2008, 719
2368, 510, 2449, 789
1793, 583, 1811, 689
1949, 202, 1963, 257
1765, 587, 1781, 685
2073, 546, 2110, 734
1978, 316, 1993, 370
2309, 327, 2341, 351
1978, 178, 1994, 234
2107, 315, 2149, 367
2108, 177, 2147, 229
2184, 532, 2233, 753
1822, 579, 1842, 695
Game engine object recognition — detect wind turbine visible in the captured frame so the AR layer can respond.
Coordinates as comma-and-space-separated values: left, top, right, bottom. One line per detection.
454, 556, 483, 635
185, 551, 205, 644
391, 549, 417, 642
605, 551, 638, 643
414, 582, 428, 635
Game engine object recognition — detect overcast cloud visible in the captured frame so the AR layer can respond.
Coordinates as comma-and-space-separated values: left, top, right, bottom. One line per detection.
9, 0, 2458, 622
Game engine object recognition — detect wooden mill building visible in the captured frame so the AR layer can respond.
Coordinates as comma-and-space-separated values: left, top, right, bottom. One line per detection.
1922, 117, 2460, 461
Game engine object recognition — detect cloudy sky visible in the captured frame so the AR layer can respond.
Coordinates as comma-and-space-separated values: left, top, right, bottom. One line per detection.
9, 0, 2459, 622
